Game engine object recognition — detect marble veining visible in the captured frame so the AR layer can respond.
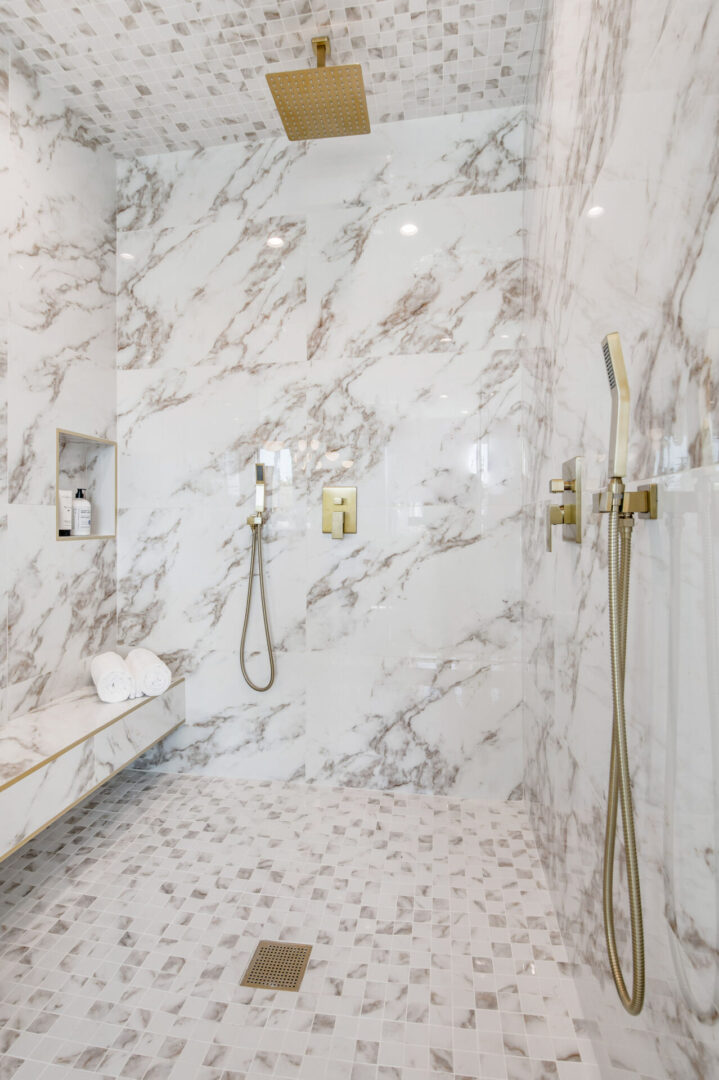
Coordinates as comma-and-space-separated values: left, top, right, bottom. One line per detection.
0, 1, 541, 154
0, 681, 185, 861
116, 109, 527, 232
0, 54, 117, 724
0, 769, 601, 1079
0, 677, 184, 787
116, 108, 527, 798
522, 0, 719, 1076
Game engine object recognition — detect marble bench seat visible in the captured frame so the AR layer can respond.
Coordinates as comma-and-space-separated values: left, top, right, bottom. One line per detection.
0, 677, 185, 862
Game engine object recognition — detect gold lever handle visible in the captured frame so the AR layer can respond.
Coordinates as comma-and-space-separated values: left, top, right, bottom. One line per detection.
546, 503, 564, 552
331, 509, 345, 539
546, 503, 577, 551
549, 478, 575, 494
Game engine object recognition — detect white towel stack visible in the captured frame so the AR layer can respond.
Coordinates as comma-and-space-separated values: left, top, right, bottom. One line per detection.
90, 652, 135, 704
90, 648, 172, 703
125, 647, 172, 697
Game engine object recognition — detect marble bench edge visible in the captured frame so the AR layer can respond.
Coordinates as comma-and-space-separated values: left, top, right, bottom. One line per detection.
0, 676, 186, 793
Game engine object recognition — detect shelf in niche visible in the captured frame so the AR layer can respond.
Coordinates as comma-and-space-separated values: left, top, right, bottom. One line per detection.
56, 428, 117, 541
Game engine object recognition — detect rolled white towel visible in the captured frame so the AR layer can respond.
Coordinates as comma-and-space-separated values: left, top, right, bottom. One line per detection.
126, 647, 172, 697
90, 652, 134, 704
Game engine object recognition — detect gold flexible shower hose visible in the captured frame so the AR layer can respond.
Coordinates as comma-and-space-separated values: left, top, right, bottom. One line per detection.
240, 522, 275, 692
603, 505, 645, 1014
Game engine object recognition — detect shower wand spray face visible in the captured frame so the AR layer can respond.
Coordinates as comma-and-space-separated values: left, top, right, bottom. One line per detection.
602, 332, 630, 479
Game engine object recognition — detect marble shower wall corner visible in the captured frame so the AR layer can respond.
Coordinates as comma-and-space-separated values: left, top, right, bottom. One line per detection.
0, 44, 8, 723
117, 107, 527, 797
0, 48, 117, 722
522, 0, 719, 1076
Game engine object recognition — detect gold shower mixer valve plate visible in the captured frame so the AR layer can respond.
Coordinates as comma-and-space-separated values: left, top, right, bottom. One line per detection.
322, 486, 356, 539
546, 456, 583, 552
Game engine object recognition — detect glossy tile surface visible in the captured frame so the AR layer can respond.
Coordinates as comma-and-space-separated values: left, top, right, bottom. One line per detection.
0, 769, 601, 1080
0, 681, 185, 861
522, 0, 719, 1075
0, 53, 117, 723
117, 107, 526, 798
0, 2, 541, 154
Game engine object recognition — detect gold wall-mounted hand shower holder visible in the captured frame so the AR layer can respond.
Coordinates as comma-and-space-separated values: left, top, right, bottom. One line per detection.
593, 483, 658, 517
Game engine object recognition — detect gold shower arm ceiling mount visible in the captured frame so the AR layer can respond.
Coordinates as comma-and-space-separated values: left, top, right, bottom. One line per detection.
312, 36, 330, 67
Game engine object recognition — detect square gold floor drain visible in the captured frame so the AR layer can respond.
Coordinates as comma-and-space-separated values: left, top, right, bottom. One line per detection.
241, 940, 312, 992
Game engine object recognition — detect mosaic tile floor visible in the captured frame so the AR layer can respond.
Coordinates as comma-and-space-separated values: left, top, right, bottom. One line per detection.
0, 771, 602, 1080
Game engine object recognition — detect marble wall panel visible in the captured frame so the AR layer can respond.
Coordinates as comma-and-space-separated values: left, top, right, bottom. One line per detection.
0, 52, 117, 722
118, 107, 527, 796
0, 44, 8, 722
116, 108, 526, 232
522, 0, 719, 1074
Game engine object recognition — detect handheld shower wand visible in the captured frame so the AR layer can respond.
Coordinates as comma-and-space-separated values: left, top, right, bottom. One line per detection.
599, 331, 645, 1015
602, 332, 630, 480
240, 464, 276, 692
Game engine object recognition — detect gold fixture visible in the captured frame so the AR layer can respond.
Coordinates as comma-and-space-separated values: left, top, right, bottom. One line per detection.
598, 476, 646, 1014
602, 332, 630, 479
594, 330, 658, 1016
265, 35, 371, 141
240, 465, 275, 693
594, 483, 658, 517
312, 35, 330, 64
322, 486, 357, 538
241, 941, 312, 992
546, 456, 583, 551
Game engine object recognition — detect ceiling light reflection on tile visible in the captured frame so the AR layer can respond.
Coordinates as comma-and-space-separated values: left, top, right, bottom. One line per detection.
587, 206, 605, 218
399, 222, 419, 237
266, 235, 284, 248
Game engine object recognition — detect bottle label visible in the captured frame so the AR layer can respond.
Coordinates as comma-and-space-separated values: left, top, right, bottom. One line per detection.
73, 505, 91, 534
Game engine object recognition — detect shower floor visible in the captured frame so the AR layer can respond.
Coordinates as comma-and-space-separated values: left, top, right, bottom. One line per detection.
0, 771, 600, 1080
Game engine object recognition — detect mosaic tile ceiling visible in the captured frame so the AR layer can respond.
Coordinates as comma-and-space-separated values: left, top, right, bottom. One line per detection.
0, 0, 542, 156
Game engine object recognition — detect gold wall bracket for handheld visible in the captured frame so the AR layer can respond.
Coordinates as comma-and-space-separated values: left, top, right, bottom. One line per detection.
322, 486, 357, 539
593, 483, 658, 518
546, 456, 583, 552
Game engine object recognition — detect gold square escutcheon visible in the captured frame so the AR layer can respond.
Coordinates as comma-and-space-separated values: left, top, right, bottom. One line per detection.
322, 485, 357, 535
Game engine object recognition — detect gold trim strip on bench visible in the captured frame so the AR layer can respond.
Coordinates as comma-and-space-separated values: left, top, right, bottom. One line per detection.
0, 719, 185, 865
0, 677, 185, 794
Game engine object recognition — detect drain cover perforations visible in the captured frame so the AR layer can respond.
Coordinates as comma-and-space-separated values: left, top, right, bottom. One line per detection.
241, 940, 312, 991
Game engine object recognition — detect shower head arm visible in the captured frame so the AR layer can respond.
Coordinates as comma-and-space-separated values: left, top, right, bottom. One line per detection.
312, 36, 329, 68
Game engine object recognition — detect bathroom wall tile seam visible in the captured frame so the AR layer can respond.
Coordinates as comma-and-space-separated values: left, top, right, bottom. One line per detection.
115, 105, 529, 799
0, 42, 118, 724
522, 0, 719, 1076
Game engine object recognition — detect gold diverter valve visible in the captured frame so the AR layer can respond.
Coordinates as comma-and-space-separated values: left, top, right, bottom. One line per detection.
546, 456, 583, 552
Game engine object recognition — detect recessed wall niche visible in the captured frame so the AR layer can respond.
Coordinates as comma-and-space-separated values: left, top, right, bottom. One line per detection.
56, 429, 117, 541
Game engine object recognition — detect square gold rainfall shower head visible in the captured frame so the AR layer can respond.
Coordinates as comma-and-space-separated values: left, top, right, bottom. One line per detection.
266, 63, 371, 141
